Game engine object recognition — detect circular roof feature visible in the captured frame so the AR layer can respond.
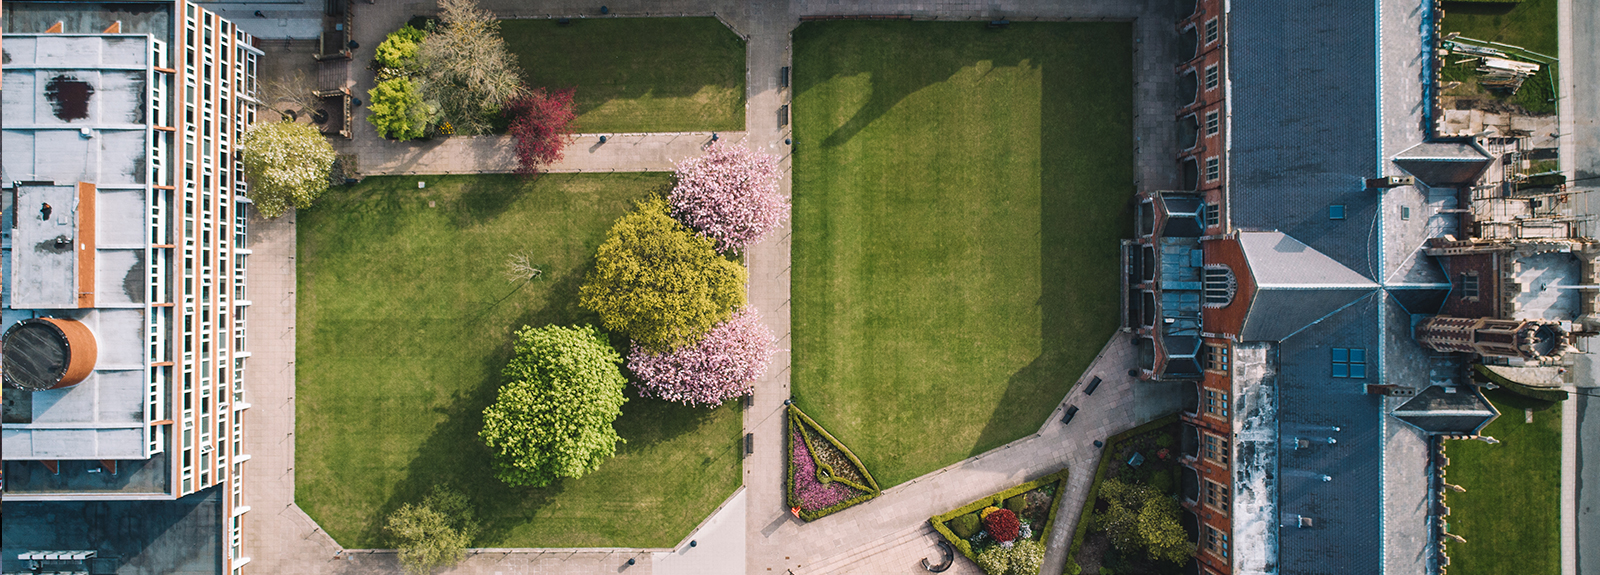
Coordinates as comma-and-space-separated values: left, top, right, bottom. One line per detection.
3, 318, 96, 391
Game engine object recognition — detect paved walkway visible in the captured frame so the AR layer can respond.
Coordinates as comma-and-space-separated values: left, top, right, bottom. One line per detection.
758, 334, 1178, 575
347, 132, 746, 176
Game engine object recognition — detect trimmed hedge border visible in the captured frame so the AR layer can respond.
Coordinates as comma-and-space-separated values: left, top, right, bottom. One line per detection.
786, 405, 882, 521
1063, 413, 1181, 575
929, 467, 1071, 566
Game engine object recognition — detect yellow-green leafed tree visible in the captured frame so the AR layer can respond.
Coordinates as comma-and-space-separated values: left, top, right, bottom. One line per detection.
580, 196, 747, 352
238, 120, 336, 218
480, 324, 628, 488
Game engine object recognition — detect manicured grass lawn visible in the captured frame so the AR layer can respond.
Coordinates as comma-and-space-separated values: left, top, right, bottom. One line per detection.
295, 174, 742, 548
790, 21, 1135, 487
1442, 391, 1561, 575
501, 18, 746, 133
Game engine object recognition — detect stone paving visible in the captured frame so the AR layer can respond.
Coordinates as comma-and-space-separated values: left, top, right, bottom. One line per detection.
242, 0, 1179, 573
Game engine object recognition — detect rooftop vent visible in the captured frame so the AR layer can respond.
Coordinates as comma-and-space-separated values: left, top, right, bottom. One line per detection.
1299, 515, 1315, 528
2, 318, 98, 391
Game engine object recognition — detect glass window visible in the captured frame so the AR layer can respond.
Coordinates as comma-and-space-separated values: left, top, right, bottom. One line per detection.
1204, 433, 1229, 464
1205, 389, 1230, 418
1205, 157, 1220, 182
1205, 64, 1219, 90
1205, 525, 1230, 558
1205, 479, 1230, 513
1331, 348, 1366, 378
1462, 273, 1479, 299
1205, 18, 1219, 44
1329, 204, 1346, 220
1205, 110, 1219, 136
1204, 342, 1229, 372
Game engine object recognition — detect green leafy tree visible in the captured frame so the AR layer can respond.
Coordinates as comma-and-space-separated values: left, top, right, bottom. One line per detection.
375, 25, 426, 80
1008, 539, 1044, 575
367, 77, 432, 141
579, 196, 748, 352
976, 545, 1011, 575
479, 324, 628, 488
239, 121, 336, 218
387, 486, 477, 575
1098, 479, 1194, 565
417, 0, 524, 134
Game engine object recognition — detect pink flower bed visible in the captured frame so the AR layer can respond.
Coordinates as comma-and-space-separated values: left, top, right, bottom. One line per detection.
628, 306, 778, 407
792, 430, 855, 511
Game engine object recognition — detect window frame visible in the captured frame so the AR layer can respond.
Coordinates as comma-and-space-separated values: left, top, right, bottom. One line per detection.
1461, 272, 1480, 300
1204, 478, 1230, 514
1204, 64, 1219, 91
1205, 109, 1220, 137
1331, 347, 1367, 379
1205, 525, 1231, 558
1204, 156, 1220, 182
1205, 18, 1219, 45
1204, 388, 1230, 419
1203, 432, 1230, 465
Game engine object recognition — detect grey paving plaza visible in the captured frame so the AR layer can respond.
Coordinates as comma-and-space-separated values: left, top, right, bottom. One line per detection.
4, 0, 1596, 575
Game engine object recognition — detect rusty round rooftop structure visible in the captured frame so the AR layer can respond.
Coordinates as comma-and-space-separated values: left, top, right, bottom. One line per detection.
2, 318, 98, 391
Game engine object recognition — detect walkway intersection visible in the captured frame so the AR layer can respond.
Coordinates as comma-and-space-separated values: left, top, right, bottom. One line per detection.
245, 0, 1179, 573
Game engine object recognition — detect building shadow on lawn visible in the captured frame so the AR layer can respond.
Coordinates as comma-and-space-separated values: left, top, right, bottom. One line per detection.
967, 27, 1136, 455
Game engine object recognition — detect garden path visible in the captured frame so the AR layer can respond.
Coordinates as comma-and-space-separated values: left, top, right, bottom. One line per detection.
346, 131, 749, 176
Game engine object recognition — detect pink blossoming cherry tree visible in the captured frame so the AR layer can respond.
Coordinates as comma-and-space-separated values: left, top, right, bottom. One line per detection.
668, 142, 789, 253
627, 306, 778, 407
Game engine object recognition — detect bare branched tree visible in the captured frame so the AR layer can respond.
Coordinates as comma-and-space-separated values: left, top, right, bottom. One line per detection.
503, 252, 543, 283
263, 70, 320, 120
418, 0, 525, 134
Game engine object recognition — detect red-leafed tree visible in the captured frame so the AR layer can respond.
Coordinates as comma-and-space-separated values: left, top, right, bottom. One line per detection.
506, 87, 577, 175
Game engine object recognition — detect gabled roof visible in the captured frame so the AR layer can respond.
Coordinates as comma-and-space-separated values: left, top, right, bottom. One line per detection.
1393, 141, 1493, 189
1237, 231, 1380, 341
1393, 385, 1500, 435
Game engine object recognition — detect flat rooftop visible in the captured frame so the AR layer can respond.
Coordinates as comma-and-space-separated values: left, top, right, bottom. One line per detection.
0, 488, 222, 575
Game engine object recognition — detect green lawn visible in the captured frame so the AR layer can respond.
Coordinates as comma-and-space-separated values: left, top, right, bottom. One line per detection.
501, 17, 746, 133
1442, 391, 1561, 575
295, 174, 742, 548
1440, 0, 1558, 114
790, 21, 1135, 487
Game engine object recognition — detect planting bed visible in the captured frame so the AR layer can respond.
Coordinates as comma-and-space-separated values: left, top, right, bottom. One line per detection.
1066, 414, 1185, 575
929, 468, 1069, 575
786, 405, 881, 521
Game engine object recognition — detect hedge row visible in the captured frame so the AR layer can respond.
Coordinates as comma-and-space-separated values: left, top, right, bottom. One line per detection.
929, 467, 1071, 564
1063, 413, 1181, 574
786, 405, 882, 521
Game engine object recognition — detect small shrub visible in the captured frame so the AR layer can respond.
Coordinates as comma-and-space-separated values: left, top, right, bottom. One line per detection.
950, 512, 981, 539
976, 545, 1011, 575
1064, 558, 1082, 575
1149, 470, 1175, 495
984, 508, 1022, 542
374, 25, 426, 80
1010, 539, 1045, 575
1155, 433, 1174, 449
1005, 495, 1027, 516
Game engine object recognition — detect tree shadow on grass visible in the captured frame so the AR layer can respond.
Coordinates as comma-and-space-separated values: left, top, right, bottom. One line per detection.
448, 175, 530, 230
794, 21, 1029, 151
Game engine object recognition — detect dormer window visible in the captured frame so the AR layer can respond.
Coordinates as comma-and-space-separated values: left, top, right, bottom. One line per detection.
1203, 265, 1236, 307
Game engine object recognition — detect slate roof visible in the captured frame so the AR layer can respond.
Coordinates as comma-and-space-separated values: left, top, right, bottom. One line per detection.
1236, 231, 1379, 341
1393, 385, 1500, 435
1393, 142, 1493, 188
1274, 296, 1383, 575
1227, 0, 1380, 282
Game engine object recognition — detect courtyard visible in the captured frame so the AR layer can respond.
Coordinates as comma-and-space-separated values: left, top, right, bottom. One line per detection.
789, 21, 1136, 487
294, 174, 742, 548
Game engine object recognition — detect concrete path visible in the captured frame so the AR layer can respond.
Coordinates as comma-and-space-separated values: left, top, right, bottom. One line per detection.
348, 132, 746, 176
655, 488, 749, 575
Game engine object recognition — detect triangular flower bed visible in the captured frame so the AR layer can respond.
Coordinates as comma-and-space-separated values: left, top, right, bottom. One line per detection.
929, 468, 1070, 575
786, 405, 881, 521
